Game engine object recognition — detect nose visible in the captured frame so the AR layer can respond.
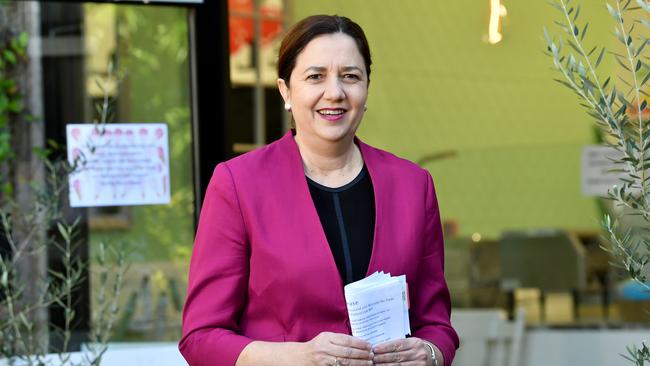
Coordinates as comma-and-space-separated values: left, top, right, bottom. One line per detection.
323, 76, 345, 101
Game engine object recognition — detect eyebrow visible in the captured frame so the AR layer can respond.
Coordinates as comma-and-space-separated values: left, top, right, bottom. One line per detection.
303, 66, 364, 74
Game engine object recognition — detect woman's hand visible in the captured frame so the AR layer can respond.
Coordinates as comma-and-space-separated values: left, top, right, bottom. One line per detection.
372, 337, 432, 365
302, 332, 374, 366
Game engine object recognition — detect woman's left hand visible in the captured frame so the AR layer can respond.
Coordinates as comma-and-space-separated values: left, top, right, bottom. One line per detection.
372, 337, 432, 365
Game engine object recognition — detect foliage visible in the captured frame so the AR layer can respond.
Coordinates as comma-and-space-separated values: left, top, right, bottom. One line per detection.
0, 28, 128, 365
544, 0, 650, 364
0, 30, 27, 193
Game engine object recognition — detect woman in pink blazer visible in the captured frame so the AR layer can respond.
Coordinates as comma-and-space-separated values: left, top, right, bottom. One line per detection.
180, 15, 458, 366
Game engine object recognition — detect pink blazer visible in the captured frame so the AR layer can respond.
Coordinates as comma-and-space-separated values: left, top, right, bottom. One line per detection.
179, 131, 458, 366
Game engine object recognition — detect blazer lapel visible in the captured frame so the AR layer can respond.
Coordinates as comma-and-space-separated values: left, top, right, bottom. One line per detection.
278, 131, 347, 305
356, 137, 384, 277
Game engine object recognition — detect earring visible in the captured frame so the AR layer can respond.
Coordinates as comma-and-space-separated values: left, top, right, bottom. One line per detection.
364, 105, 368, 112
284, 102, 292, 112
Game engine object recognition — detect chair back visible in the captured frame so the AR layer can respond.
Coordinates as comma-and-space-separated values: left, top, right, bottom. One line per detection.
451, 308, 525, 366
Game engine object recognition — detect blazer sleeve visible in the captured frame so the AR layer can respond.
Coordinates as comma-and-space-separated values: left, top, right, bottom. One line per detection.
179, 163, 253, 366
410, 169, 459, 366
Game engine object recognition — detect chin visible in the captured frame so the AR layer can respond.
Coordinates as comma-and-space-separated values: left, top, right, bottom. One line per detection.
315, 126, 357, 143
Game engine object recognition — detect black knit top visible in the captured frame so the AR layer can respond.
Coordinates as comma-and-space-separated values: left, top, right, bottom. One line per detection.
306, 165, 375, 285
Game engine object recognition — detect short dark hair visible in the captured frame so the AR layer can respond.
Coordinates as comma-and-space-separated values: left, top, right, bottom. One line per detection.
278, 15, 372, 86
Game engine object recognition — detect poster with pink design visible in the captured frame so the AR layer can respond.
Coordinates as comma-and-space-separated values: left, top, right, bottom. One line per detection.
66, 123, 171, 207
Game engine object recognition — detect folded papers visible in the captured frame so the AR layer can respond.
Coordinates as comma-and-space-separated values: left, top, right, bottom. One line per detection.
344, 271, 411, 345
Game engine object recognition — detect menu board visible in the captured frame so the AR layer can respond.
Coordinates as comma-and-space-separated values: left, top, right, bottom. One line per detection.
66, 123, 171, 207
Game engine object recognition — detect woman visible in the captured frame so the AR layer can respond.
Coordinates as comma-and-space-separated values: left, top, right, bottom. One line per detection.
179, 15, 458, 366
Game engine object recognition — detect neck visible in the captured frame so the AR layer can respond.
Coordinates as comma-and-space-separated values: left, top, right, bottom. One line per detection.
294, 131, 362, 181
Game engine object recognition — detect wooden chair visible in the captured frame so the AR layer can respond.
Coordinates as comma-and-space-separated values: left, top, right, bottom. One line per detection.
451, 308, 525, 366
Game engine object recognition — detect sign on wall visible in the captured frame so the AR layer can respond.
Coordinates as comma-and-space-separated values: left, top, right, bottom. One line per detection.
581, 145, 626, 196
66, 123, 171, 207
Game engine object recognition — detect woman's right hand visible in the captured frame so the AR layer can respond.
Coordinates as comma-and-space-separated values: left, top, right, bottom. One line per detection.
301, 332, 374, 366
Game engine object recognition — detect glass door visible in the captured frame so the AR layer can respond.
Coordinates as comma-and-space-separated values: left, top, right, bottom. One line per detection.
42, 1, 194, 343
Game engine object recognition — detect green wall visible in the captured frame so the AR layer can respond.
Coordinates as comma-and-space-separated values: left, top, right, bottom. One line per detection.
292, 0, 614, 238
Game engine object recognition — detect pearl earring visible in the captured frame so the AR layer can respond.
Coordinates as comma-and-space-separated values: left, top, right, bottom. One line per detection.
284, 102, 292, 112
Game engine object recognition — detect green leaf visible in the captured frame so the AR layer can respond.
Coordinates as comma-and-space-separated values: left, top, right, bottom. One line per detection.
9, 39, 18, 53
549, 1, 563, 12
614, 54, 632, 71
7, 100, 22, 113
580, 74, 596, 90
2, 50, 16, 65
543, 26, 553, 46
573, 4, 581, 22
587, 45, 597, 57
0, 270, 7, 288
641, 72, 650, 86
567, 40, 583, 56
615, 28, 627, 45
619, 76, 634, 89
57, 222, 70, 243
554, 78, 575, 90
636, 38, 648, 57
603, 76, 611, 89
581, 22, 589, 41
573, 25, 579, 36
0, 78, 15, 90
596, 47, 606, 67
638, 0, 650, 12
18, 32, 28, 48
607, 3, 620, 21
623, 0, 633, 10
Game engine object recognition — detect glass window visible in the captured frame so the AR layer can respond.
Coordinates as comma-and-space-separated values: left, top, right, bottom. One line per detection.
228, 0, 287, 156
42, 2, 194, 342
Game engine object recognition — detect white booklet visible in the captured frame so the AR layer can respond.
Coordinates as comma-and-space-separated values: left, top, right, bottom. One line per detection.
344, 271, 411, 346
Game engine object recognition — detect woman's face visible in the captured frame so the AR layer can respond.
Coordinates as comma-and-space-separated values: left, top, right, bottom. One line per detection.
278, 32, 369, 146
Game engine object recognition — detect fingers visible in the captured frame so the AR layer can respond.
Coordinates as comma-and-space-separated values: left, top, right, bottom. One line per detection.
371, 349, 418, 364
372, 338, 415, 353
330, 343, 374, 360
311, 332, 373, 366
372, 338, 429, 365
329, 357, 374, 366
329, 333, 372, 351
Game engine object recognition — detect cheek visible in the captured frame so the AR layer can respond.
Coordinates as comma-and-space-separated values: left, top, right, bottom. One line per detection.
291, 86, 322, 109
347, 87, 368, 106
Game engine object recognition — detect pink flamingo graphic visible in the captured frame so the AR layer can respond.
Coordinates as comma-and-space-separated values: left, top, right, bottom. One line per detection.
72, 179, 82, 201
71, 128, 81, 141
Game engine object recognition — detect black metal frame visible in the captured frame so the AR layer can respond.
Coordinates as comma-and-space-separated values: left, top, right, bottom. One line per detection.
189, 0, 231, 224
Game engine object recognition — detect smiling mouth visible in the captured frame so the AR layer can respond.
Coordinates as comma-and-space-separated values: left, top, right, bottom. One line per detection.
317, 108, 347, 116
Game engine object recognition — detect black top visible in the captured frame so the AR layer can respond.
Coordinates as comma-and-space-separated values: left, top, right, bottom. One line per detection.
306, 165, 375, 285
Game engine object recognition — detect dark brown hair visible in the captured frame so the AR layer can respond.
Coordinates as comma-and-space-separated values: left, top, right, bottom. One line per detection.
278, 15, 372, 86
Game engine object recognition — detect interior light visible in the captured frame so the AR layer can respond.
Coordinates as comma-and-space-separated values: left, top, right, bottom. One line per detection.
488, 0, 507, 44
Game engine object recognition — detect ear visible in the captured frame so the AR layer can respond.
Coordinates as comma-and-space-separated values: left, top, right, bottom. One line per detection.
277, 78, 290, 103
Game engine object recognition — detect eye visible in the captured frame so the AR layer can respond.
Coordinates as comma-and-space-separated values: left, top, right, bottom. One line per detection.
306, 74, 323, 81
342, 73, 361, 81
